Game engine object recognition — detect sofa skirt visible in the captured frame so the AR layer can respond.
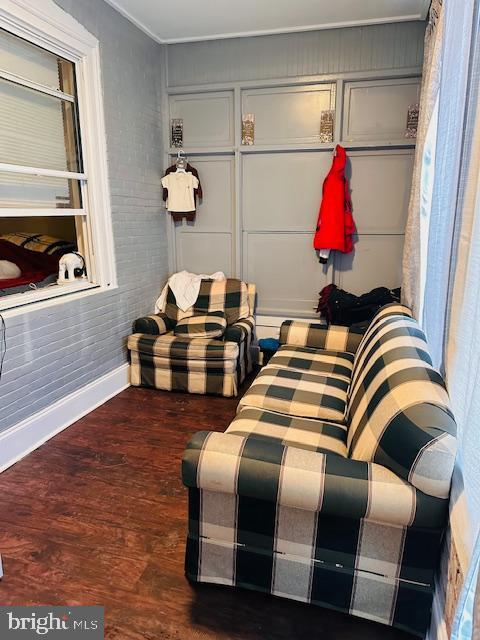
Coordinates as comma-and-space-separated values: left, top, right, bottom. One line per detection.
185, 488, 443, 637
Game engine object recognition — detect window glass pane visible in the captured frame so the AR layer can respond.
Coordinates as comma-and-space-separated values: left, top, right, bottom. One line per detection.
0, 172, 82, 208
0, 28, 71, 92
0, 216, 80, 298
0, 79, 81, 172
0, 217, 78, 246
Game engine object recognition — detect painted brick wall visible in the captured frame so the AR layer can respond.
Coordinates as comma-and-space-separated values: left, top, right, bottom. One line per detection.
0, 0, 168, 432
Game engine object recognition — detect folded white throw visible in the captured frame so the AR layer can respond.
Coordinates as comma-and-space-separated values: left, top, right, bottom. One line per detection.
155, 270, 226, 313
0, 260, 21, 280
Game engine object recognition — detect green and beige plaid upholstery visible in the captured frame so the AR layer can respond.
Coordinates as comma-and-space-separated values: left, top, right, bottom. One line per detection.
185, 486, 443, 633
174, 311, 227, 338
226, 407, 348, 456
130, 351, 238, 396
268, 345, 354, 382
238, 365, 349, 422
128, 333, 239, 360
133, 312, 175, 335
280, 320, 365, 353
165, 278, 250, 325
128, 279, 255, 397
181, 303, 457, 637
225, 316, 255, 384
183, 431, 447, 530
347, 309, 456, 499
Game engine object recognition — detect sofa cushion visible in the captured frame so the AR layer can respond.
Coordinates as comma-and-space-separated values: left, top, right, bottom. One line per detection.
347, 311, 457, 498
174, 311, 226, 338
165, 278, 250, 325
127, 333, 238, 360
280, 320, 364, 353
226, 407, 347, 456
268, 345, 354, 382
238, 365, 348, 422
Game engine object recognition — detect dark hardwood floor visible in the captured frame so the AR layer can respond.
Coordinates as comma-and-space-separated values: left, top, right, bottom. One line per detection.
0, 383, 415, 639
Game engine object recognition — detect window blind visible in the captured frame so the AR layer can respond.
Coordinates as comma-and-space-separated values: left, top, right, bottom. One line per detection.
0, 29, 82, 210
0, 79, 70, 171
0, 27, 61, 90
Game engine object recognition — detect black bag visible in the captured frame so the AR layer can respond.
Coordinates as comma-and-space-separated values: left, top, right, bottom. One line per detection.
317, 284, 401, 327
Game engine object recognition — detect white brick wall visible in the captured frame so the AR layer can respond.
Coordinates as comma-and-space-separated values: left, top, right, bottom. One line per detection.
0, 0, 168, 432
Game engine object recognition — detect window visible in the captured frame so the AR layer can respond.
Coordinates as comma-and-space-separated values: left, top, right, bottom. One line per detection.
0, 2, 115, 313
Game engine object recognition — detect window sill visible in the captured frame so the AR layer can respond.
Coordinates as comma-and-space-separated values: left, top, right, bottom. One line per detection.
0, 281, 116, 318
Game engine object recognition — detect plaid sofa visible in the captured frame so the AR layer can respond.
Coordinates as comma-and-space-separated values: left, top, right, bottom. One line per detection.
128, 278, 256, 397
181, 304, 457, 636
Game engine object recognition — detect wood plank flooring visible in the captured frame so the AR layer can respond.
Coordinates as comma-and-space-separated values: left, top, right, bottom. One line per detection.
0, 384, 415, 639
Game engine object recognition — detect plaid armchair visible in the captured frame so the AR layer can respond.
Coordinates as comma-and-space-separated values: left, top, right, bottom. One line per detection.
182, 304, 457, 637
128, 278, 256, 397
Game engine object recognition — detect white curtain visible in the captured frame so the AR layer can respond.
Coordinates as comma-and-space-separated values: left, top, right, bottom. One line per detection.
421, 0, 478, 370
402, 0, 443, 319
447, 12, 480, 634
405, 0, 480, 637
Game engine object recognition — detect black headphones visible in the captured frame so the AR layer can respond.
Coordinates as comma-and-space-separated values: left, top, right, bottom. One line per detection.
71, 252, 87, 278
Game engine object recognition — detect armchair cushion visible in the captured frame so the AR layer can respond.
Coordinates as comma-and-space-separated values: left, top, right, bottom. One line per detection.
182, 431, 448, 529
238, 365, 348, 422
132, 312, 175, 335
280, 320, 365, 353
174, 311, 226, 338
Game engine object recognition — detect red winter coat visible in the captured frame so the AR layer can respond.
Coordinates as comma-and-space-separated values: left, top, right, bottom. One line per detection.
313, 145, 355, 253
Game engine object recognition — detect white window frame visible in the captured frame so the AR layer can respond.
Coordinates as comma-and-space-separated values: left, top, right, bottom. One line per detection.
0, 0, 117, 314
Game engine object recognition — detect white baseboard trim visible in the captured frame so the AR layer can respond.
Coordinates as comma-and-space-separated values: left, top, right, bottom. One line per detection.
0, 363, 130, 473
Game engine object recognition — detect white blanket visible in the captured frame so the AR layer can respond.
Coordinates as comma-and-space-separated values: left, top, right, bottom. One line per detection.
155, 270, 226, 313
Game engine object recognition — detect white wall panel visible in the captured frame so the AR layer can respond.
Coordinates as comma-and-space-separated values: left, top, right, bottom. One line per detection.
172, 156, 235, 276
335, 235, 404, 294
244, 232, 330, 315
180, 156, 234, 232
348, 150, 414, 234
243, 151, 331, 231
242, 85, 334, 145
169, 91, 234, 147
343, 78, 421, 142
176, 231, 232, 275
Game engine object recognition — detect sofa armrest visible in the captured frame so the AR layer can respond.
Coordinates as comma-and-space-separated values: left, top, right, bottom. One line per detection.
132, 312, 175, 335
279, 320, 365, 353
224, 316, 255, 344
182, 431, 447, 529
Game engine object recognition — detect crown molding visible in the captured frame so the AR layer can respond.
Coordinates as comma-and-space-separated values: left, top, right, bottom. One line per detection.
103, 0, 425, 45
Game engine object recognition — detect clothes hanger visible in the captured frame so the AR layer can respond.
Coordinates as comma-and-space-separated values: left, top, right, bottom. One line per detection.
175, 149, 188, 173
